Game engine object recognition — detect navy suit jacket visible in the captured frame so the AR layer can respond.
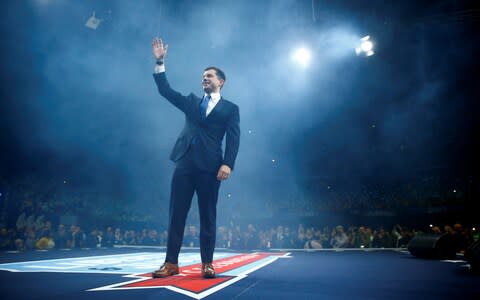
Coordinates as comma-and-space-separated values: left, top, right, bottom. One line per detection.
153, 72, 240, 172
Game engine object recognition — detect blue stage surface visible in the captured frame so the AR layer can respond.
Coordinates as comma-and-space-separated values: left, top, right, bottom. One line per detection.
0, 248, 478, 299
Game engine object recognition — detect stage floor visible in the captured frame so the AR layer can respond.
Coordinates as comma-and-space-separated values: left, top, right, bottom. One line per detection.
0, 247, 478, 300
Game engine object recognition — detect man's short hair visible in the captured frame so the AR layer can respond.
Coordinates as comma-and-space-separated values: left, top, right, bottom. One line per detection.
204, 66, 226, 82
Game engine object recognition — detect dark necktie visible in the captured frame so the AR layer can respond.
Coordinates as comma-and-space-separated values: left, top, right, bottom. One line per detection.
200, 94, 211, 119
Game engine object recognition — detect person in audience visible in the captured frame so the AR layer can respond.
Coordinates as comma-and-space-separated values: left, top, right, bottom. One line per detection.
24, 228, 37, 250
304, 228, 323, 249
183, 225, 200, 247
143, 229, 159, 246
452, 223, 469, 253
71, 225, 85, 248
124, 230, 137, 245
372, 228, 391, 248
86, 229, 102, 248
103, 226, 114, 247
330, 225, 349, 248
113, 228, 125, 245
271, 225, 284, 248
54, 224, 68, 249
245, 224, 260, 249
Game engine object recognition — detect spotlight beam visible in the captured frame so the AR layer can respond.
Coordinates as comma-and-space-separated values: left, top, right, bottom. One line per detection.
291, 47, 312, 68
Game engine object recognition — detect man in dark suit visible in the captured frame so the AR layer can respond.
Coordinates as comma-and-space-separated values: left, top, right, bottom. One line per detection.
151, 37, 240, 279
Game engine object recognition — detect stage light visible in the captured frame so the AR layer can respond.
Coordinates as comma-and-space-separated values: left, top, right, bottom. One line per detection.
361, 40, 373, 52
429, 224, 433, 228
85, 11, 101, 30
355, 36, 374, 57
291, 47, 311, 67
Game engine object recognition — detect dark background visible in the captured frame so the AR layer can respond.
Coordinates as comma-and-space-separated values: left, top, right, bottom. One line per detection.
0, 0, 478, 228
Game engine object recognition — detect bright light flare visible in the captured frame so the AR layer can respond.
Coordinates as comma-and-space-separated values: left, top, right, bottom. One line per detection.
361, 40, 373, 52
291, 47, 312, 67
355, 35, 375, 57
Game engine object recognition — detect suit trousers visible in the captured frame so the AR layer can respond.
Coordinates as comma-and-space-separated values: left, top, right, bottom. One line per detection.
165, 145, 221, 264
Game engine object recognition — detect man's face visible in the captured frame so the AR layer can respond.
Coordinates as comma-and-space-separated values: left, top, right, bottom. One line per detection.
202, 69, 224, 93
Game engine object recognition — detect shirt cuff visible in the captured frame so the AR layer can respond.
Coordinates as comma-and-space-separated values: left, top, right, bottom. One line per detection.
154, 64, 165, 73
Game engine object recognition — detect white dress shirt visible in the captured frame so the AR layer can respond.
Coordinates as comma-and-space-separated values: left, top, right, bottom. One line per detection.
203, 92, 221, 116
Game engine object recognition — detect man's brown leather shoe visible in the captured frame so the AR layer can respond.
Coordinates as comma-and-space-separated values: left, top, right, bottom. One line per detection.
152, 262, 179, 278
202, 263, 216, 278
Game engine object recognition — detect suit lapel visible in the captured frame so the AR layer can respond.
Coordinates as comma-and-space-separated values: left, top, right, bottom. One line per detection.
196, 97, 206, 121
206, 98, 225, 120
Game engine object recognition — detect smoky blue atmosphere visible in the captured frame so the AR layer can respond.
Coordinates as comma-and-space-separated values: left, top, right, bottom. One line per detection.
0, 0, 478, 230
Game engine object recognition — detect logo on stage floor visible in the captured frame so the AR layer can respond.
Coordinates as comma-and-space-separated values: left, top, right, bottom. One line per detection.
0, 251, 289, 299
91, 252, 288, 299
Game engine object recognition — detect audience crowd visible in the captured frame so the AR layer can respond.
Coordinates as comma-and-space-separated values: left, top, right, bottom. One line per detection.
0, 211, 476, 253
0, 175, 476, 253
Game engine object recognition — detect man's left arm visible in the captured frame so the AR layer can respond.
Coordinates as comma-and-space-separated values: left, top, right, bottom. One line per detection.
217, 105, 240, 181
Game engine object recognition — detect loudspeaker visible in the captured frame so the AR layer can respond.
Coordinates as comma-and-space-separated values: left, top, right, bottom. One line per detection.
408, 234, 456, 259
465, 240, 480, 273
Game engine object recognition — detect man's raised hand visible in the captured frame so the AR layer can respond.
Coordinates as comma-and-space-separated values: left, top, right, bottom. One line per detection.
152, 37, 168, 62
